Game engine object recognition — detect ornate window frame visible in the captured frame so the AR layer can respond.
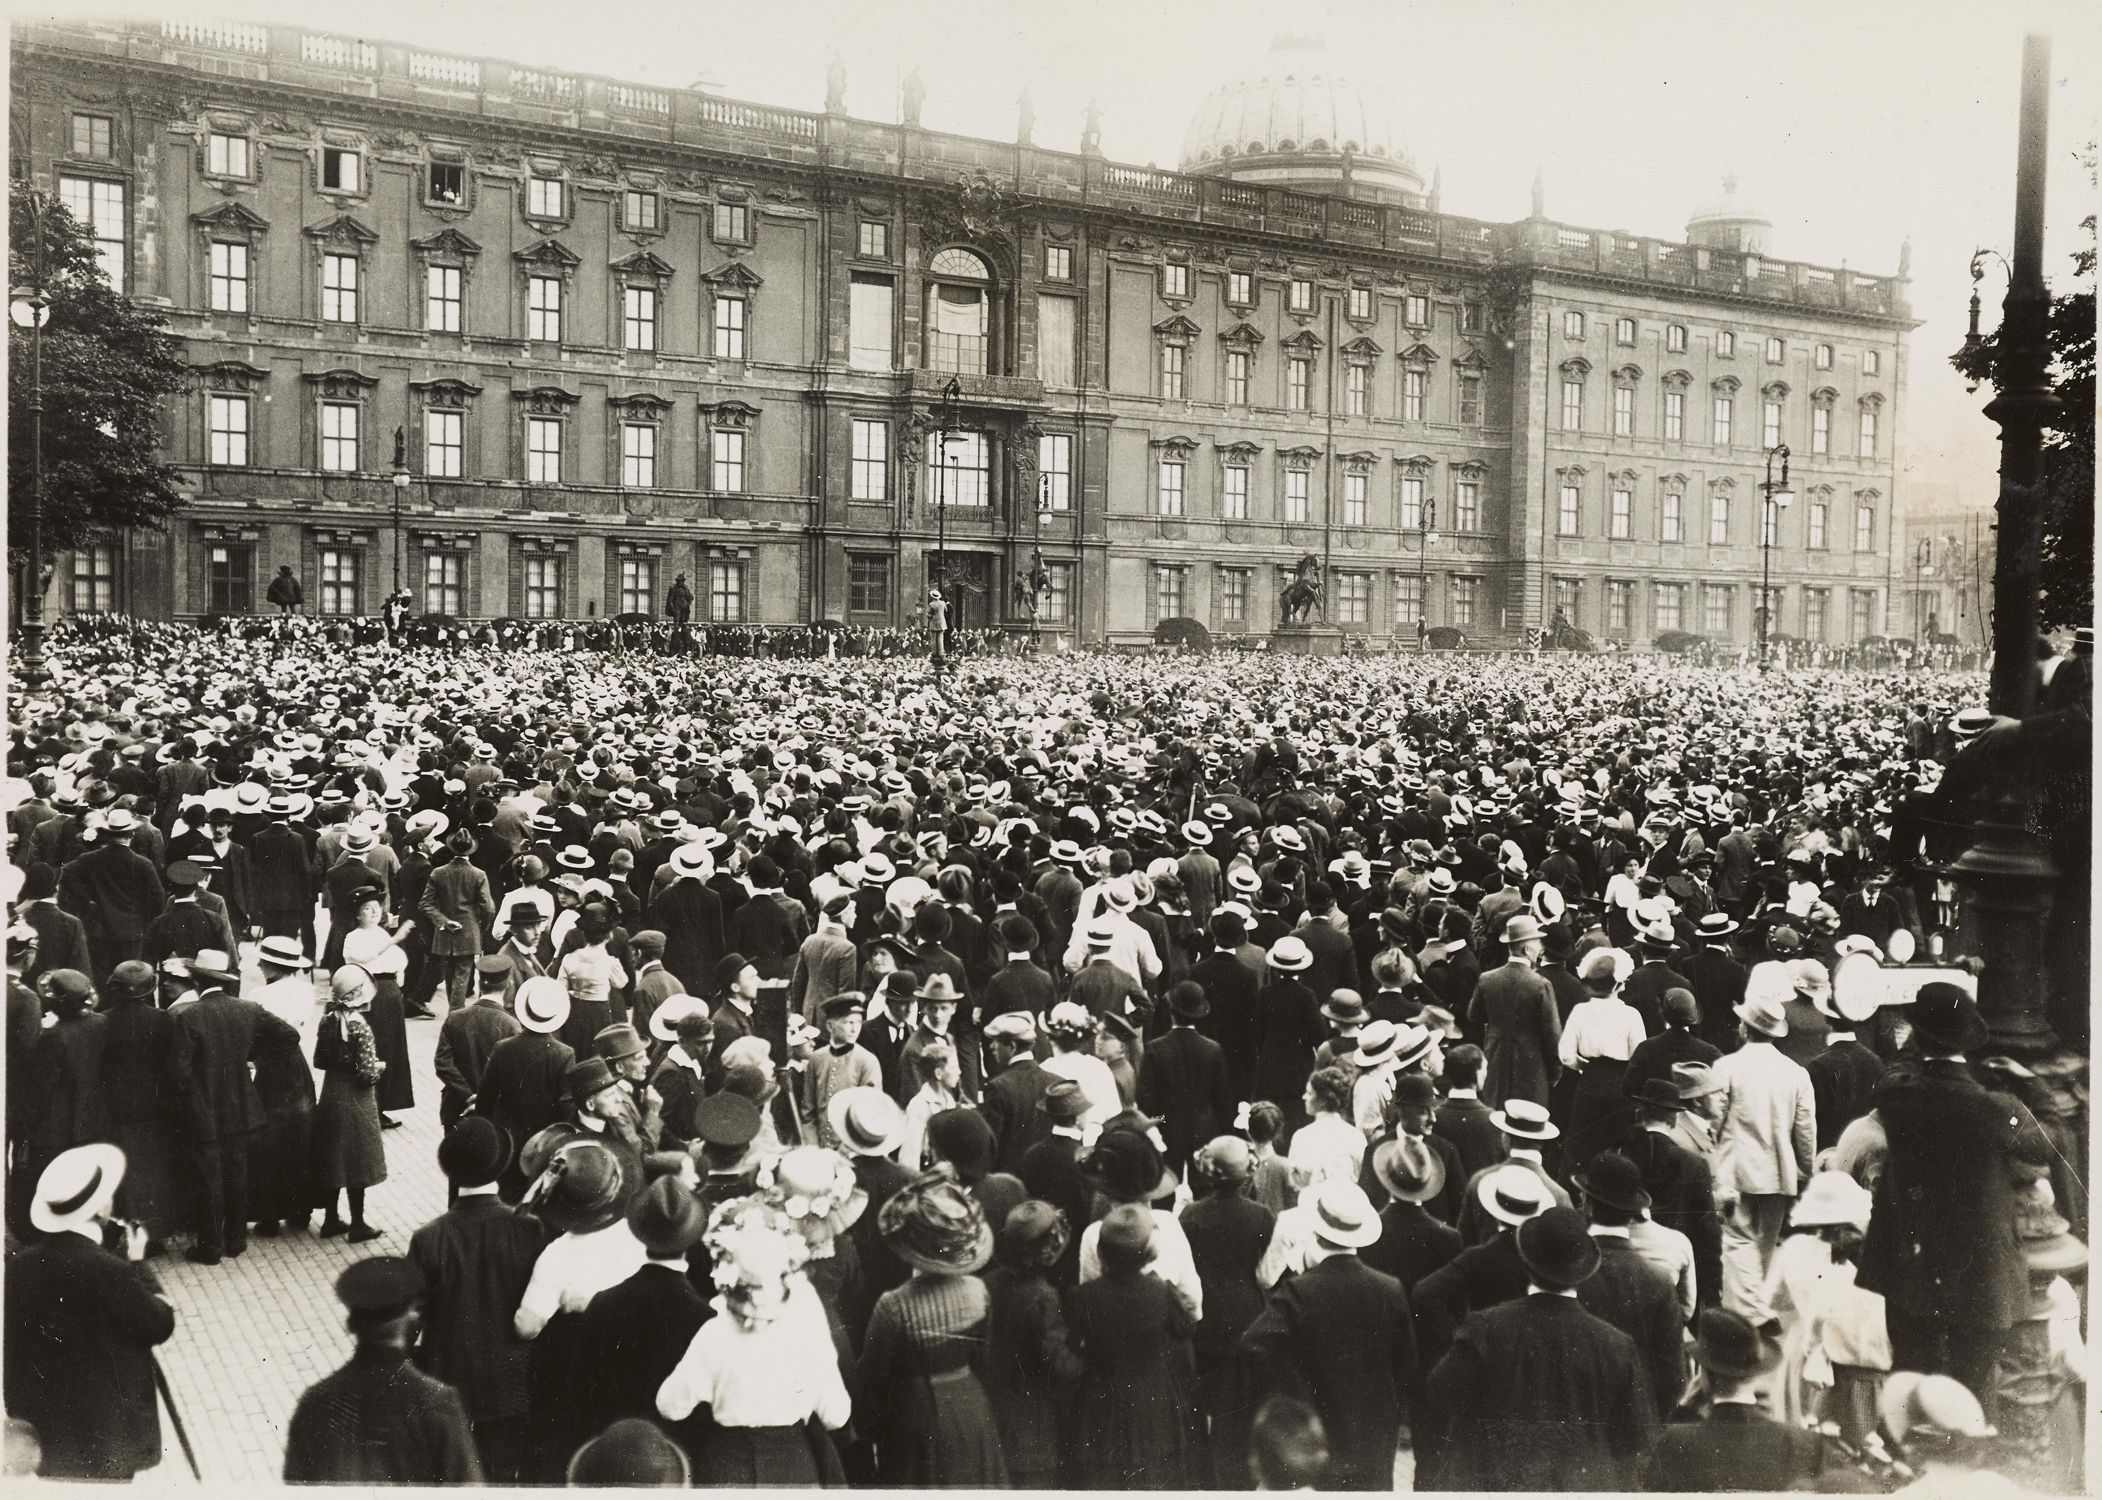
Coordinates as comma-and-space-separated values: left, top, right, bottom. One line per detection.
303, 212, 378, 326
1555, 463, 1588, 537
409, 376, 484, 479
522, 157, 571, 231
512, 384, 582, 485
710, 187, 755, 248
608, 392, 676, 488
301, 366, 379, 473
422, 142, 475, 214
194, 360, 269, 468
411, 529, 477, 616
703, 260, 765, 363
312, 129, 370, 202
515, 238, 581, 347
618, 174, 665, 239
412, 227, 481, 335
702, 399, 763, 494
198, 111, 259, 185
1154, 314, 1200, 400
192, 201, 269, 320
1279, 444, 1321, 523
612, 249, 676, 356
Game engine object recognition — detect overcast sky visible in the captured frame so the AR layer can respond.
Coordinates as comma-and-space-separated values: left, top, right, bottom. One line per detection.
71, 0, 2102, 502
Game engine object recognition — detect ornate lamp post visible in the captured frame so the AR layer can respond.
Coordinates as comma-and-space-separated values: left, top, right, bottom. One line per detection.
1913, 536, 1935, 655
1757, 443, 1793, 672
390, 425, 410, 596
928, 376, 961, 668
10, 191, 57, 686
1416, 497, 1437, 651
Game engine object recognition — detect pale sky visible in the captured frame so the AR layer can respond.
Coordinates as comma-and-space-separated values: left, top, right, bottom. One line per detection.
45, 0, 2102, 504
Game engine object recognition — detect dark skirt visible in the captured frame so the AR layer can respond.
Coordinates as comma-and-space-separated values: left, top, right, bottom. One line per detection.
368, 975, 414, 1113
1564, 1057, 1633, 1175
1072, 1351, 1200, 1490
312, 1068, 387, 1192
693, 1422, 846, 1487
875, 1366, 1009, 1489
251, 1038, 320, 1221
108, 1117, 189, 1243
1193, 1349, 1260, 1490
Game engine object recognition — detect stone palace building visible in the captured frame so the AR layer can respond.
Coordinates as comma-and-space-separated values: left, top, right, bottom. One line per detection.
13, 20, 1915, 647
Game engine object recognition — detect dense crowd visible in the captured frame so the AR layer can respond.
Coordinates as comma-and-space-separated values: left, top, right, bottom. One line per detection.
0, 624, 2088, 1490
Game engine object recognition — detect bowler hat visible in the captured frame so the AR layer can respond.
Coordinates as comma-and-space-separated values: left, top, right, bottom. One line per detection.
1634, 1077, 1689, 1112
437, 1118, 511, 1187
712, 952, 754, 993
1080, 1129, 1177, 1202
567, 1419, 691, 1487
627, 1175, 709, 1257
1516, 1206, 1602, 1288
1169, 981, 1210, 1020
1908, 980, 1988, 1053
1690, 1307, 1783, 1379
1571, 1151, 1651, 1215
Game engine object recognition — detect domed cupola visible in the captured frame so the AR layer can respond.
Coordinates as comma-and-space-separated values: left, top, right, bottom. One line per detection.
1685, 175, 1773, 256
1178, 33, 1426, 206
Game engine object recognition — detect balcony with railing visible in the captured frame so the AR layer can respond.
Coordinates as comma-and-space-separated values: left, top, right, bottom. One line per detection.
925, 332, 987, 376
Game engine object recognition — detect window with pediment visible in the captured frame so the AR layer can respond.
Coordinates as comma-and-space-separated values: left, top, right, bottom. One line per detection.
412, 228, 480, 334
704, 260, 764, 362
195, 361, 269, 468
192, 201, 269, 318
410, 377, 484, 479
302, 367, 379, 473
703, 400, 762, 494
612, 250, 675, 354
512, 385, 581, 484
303, 212, 378, 326
609, 393, 674, 487
1156, 315, 1200, 400
515, 237, 581, 345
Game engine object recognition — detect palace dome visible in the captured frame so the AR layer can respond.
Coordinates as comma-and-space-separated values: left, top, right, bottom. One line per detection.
1178, 33, 1426, 205
1686, 174, 1773, 255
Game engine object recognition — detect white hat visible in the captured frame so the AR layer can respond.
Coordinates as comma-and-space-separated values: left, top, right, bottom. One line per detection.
1477, 1163, 1553, 1226
1305, 1180, 1383, 1248
1266, 935, 1313, 972
647, 995, 712, 1044
1488, 1098, 1560, 1142
515, 976, 572, 1034
31, 1143, 127, 1235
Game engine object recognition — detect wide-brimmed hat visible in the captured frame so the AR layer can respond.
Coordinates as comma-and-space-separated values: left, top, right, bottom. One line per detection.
914, 972, 963, 1004
1352, 1019, 1404, 1067
1477, 1164, 1553, 1226
1734, 991, 1790, 1038
533, 1140, 627, 1235
184, 948, 242, 987
1180, 820, 1213, 847
1572, 1151, 1651, 1215
1489, 1099, 1559, 1142
878, 1165, 993, 1275
1305, 1180, 1382, 1248
758, 1145, 869, 1248
516, 976, 572, 1034
1909, 980, 1988, 1052
1266, 936, 1313, 972
1037, 1078, 1089, 1122
828, 1086, 907, 1158
1879, 1371, 1995, 1443
996, 1199, 1070, 1271
1695, 912, 1741, 941
1790, 1170, 1873, 1232
647, 995, 714, 1044
594, 1023, 647, 1062
1671, 1061, 1723, 1100
1516, 1205, 1601, 1288
1500, 913, 1546, 947
1080, 1130, 1177, 1203
437, 1118, 512, 1187
256, 935, 311, 970
1372, 1136, 1446, 1205
30, 1143, 126, 1235
1692, 1307, 1784, 1379
1193, 1135, 1252, 1188
1320, 991, 1368, 1025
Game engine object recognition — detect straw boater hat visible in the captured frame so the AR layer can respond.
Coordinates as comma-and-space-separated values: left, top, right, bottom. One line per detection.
31, 1143, 126, 1235
515, 975, 573, 1035
1304, 1180, 1383, 1249
1476, 1164, 1553, 1227
1266, 935, 1313, 972
828, 1087, 907, 1158
1488, 1098, 1560, 1142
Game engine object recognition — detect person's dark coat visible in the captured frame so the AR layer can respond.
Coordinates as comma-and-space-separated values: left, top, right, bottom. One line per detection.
1361, 1199, 1464, 1296
407, 1194, 549, 1422
1425, 1292, 1655, 1492
1641, 1402, 1825, 1492
248, 822, 319, 918
57, 842, 165, 944
651, 878, 726, 995
1683, 948, 1748, 1055
1242, 1252, 1417, 1492
1251, 975, 1325, 1116
27, 1008, 109, 1168
983, 957, 1057, 1021
1018, 1134, 1097, 1289
1621, 1028, 1722, 1106
646, 1051, 707, 1147
977, 1055, 1054, 1176
1409, 1229, 1530, 1380
1805, 1037, 1885, 1151
20, 901, 91, 988
420, 855, 496, 959
99, 996, 192, 1241
176, 989, 299, 1141
472, 1033, 575, 1197
576, 1260, 714, 1437
836, 1151, 915, 1353
1617, 1126, 1722, 1309
1190, 949, 1262, 1100
1576, 1233, 1689, 1418
729, 890, 807, 982
1471, 962, 1562, 1108
1433, 1094, 1507, 1182
7, 981, 40, 1148
1135, 1023, 1234, 1173
144, 898, 233, 966
980, 1263, 1085, 1489
1181, 1190, 1276, 1359
433, 1001, 522, 1125
3, 1232, 177, 1479
1296, 917, 1362, 1006
1067, 1266, 1201, 1490
282, 1348, 484, 1484
1620, 959, 1691, 1040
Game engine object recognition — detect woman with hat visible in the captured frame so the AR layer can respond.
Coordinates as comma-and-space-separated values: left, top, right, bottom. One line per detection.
340, 888, 416, 1120
1762, 1170, 1887, 1443
1039, 1000, 1121, 1136
898, 1035, 962, 1174
311, 965, 388, 1243
856, 1166, 1011, 1486
656, 1196, 851, 1485
981, 1200, 1085, 1491
1179, 1135, 1277, 1484
1068, 1202, 1201, 1489
1556, 947, 1647, 1176
554, 903, 628, 1055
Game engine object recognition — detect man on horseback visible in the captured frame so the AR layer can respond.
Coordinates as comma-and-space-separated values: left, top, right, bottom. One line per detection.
1279, 554, 1325, 624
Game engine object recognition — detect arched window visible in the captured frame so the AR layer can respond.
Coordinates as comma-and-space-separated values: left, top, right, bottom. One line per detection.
927, 247, 993, 374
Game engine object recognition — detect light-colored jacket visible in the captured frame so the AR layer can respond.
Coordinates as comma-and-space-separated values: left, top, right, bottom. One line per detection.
1711, 1039, 1816, 1197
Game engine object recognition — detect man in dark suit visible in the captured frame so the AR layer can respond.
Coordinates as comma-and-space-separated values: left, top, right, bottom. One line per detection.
1804, 979, 1886, 1150
1432, 1045, 1506, 1181
728, 855, 807, 981
1619, 929, 1690, 1038
977, 1012, 1054, 1175
473, 978, 578, 1203
651, 847, 726, 997
1642, 1310, 1822, 1491
420, 830, 496, 1010
1572, 1152, 1689, 1418
1425, 1206, 1656, 1491
1618, 1080, 1723, 1310
1018, 1079, 1098, 1290
1135, 981, 1235, 1178
434, 960, 524, 1137
575, 1177, 712, 1446
249, 798, 321, 957
408, 1120, 548, 1484
1191, 912, 1263, 1101
831, 1086, 916, 1347
174, 950, 302, 1263
56, 809, 165, 986
1682, 919, 1749, 1056
982, 916, 1057, 1021
3, 1145, 177, 1480
1362, 1136, 1464, 1295
1242, 1181, 1416, 1492
1621, 987, 1722, 1104
144, 860, 233, 965
14, 863, 91, 987
1409, 1165, 1549, 1385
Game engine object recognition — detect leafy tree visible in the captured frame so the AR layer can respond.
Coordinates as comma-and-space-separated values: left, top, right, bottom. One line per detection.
1949, 148, 2095, 633
8, 180, 190, 580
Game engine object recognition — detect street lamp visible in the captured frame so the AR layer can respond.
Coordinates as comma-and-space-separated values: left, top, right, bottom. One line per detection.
11, 191, 57, 686
1914, 536, 1935, 651
390, 425, 410, 596
1757, 443, 1793, 672
1416, 497, 1438, 651
930, 376, 961, 660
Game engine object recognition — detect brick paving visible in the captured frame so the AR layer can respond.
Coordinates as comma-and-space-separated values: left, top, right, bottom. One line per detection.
138, 979, 450, 1486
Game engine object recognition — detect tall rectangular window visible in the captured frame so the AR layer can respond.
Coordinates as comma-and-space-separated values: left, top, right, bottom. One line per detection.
208, 395, 249, 466
1662, 492, 1683, 542
1805, 588, 1829, 639
1555, 577, 1581, 626
320, 402, 359, 472
713, 203, 748, 242
1161, 344, 1186, 399
1343, 472, 1367, 527
1455, 481, 1479, 531
852, 420, 889, 501
1222, 464, 1249, 520
424, 553, 463, 616
1227, 270, 1252, 305
1666, 324, 1687, 353
1399, 476, 1424, 530
1563, 311, 1585, 338
208, 542, 254, 614
1808, 500, 1827, 549
1154, 564, 1186, 619
1037, 433, 1071, 511
1335, 572, 1370, 624
71, 544, 116, 614
1863, 350, 1881, 375
1709, 493, 1730, 545
1558, 484, 1580, 536
1615, 317, 1637, 345
427, 265, 461, 332
714, 297, 747, 359
1716, 331, 1735, 357
1760, 496, 1779, 546
1855, 504, 1874, 551
1459, 373, 1482, 425
1858, 411, 1877, 457
1704, 584, 1731, 634
528, 175, 563, 217
1346, 364, 1368, 416
1656, 582, 1683, 631
1043, 562, 1072, 623
1610, 486, 1632, 538
1815, 343, 1834, 370
523, 557, 562, 618
1163, 263, 1190, 299
526, 418, 561, 483
1763, 400, 1782, 449
1220, 568, 1249, 623
1284, 469, 1310, 523
1664, 390, 1684, 440
1157, 461, 1185, 516
1608, 579, 1633, 631
1289, 279, 1313, 313
1850, 589, 1875, 640
625, 190, 659, 230
208, 132, 248, 177
527, 277, 561, 342
1348, 287, 1373, 321
1613, 385, 1633, 436
1226, 349, 1250, 405
711, 430, 746, 492
622, 424, 656, 487
318, 549, 359, 616
848, 555, 891, 615
1712, 397, 1732, 446
58, 177, 125, 288
1451, 577, 1477, 626
1043, 243, 1071, 281
321, 253, 358, 322
1287, 358, 1310, 410
1812, 405, 1830, 454
1462, 301, 1484, 333
849, 273, 894, 372
1038, 295, 1077, 387
1404, 369, 1425, 422
1561, 381, 1582, 431
1765, 336, 1784, 363
209, 242, 248, 313
1393, 574, 1423, 626
936, 432, 988, 507
623, 286, 657, 351
426, 410, 462, 477
709, 561, 745, 621
619, 557, 656, 615
71, 114, 111, 158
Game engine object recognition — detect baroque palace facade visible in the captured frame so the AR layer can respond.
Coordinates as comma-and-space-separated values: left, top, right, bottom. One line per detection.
14, 20, 1913, 646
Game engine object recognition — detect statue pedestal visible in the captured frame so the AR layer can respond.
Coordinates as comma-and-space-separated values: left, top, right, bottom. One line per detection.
1272, 622, 1345, 656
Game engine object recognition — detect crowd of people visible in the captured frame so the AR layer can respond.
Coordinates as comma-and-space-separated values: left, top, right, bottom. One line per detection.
0, 622, 2088, 1490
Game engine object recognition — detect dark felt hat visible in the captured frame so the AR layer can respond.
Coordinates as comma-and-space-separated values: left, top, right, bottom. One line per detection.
436, 1118, 511, 1187
1572, 1151, 1652, 1215
692, 1091, 762, 1149
627, 1175, 709, 1257
1080, 1129, 1177, 1203
1909, 980, 1988, 1053
1691, 1306, 1783, 1379
1515, 1205, 1602, 1288
564, 1057, 618, 1103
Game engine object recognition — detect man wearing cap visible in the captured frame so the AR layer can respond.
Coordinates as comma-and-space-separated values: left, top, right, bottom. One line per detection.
977, 1010, 1054, 1175
624, 930, 684, 1039
284, 1257, 483, 1483
174, 949, 303, 1264
1618, 1076, 1720, 1315
407, 1120, 548, 1482
789, 895, 858, 1023
1641, 1309, 1820, 1491
645, 1001, 716, 1148
3, 1144, 177, 1480
1621, 986, 1721, 1106
56, 809, 165, 987
96, 961, 190, 1253
1241, 1180, 1416, 1493
142, 860, 231, 966
1709, 988, 1816, 1328
1424, 1206, 1655, 1491
804, 993, 881, 1151
1570, 1152, 1687, 1420
1019, 1079, 1097, 1290
1136, 981, 1234, 1179
421, 830, 496, 1010
435, 960, 525, 1140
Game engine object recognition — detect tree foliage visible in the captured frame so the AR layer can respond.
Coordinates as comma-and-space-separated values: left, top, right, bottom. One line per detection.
8, 180, 191, 564
1949, 148, 2095, 633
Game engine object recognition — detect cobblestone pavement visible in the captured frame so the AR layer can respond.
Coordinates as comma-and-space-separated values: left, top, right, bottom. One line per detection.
139, 979, 449, 1486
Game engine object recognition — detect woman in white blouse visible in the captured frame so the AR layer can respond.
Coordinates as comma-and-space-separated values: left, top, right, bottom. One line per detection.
1558, 946, 1647, 1174
898, 1037, 961, 1173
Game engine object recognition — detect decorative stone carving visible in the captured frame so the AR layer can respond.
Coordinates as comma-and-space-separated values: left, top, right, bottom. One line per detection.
302, 367, 380, 399
410, 377, 484, 408
510, 384, 581, 415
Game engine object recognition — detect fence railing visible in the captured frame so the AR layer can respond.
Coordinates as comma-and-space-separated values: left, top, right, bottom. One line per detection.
409, 51, 482, 87
301, 33, 376, 70
161, 18, 266, 53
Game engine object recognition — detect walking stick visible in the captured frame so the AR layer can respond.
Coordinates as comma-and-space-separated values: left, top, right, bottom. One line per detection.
152, 1355, 201, 1480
